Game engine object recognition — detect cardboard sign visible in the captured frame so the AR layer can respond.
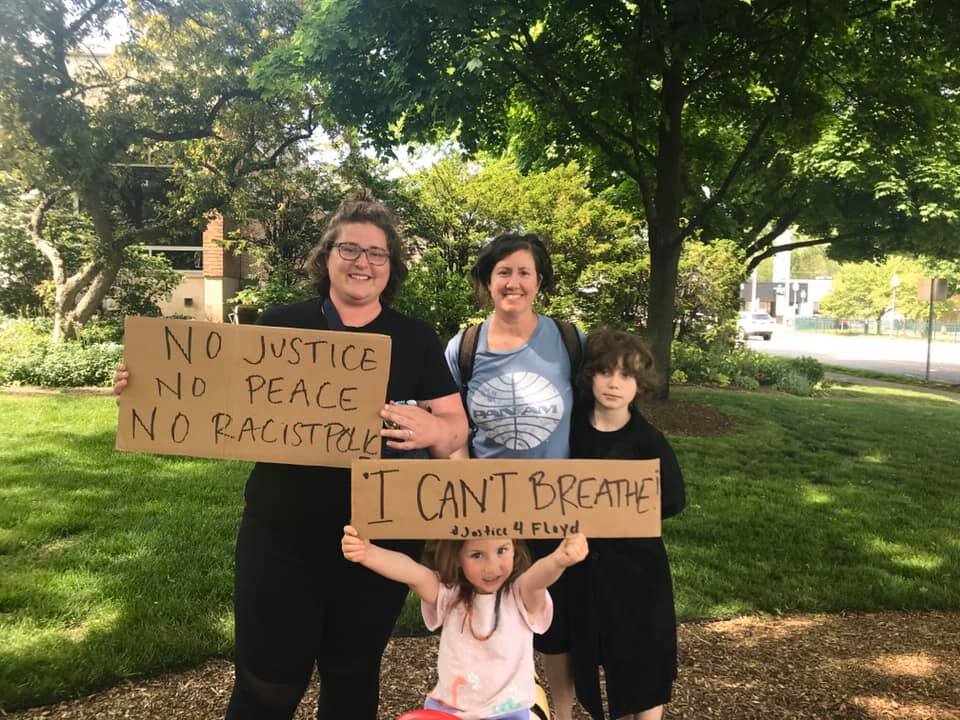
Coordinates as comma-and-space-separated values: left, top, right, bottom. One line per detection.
116, 317, 391, 467
351, 459, 661, 539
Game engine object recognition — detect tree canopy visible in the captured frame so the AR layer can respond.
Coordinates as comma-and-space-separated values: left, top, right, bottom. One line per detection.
819, 255, 958, 326
261, 0, 960, 395
0, 0, 318, 339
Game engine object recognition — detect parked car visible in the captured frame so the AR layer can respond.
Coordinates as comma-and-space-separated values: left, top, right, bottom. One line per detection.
737, 310, 775, 340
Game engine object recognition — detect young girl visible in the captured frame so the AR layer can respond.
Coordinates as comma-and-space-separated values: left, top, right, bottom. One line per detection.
557, 329, 686, 720
342, 527, 588, 719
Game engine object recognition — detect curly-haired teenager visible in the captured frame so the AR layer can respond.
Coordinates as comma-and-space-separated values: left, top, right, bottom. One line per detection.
563, 329, 687, 720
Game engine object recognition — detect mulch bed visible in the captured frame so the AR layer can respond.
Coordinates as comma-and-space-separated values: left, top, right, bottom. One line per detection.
5, 611, 958, 720
636, 397, 737, 437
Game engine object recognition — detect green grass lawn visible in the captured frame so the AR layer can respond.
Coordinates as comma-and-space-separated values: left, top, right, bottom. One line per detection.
1, 384, 959, 709
0, 395, 250, 709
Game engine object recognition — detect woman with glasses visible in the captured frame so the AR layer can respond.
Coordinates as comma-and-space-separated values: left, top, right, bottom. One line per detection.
115, 193, 467, 720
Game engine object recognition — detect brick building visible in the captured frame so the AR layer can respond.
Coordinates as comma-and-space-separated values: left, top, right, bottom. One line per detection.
154, 213, 253, 322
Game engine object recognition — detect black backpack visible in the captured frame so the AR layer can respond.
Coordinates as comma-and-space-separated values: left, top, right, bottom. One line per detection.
456, 317, 583, 444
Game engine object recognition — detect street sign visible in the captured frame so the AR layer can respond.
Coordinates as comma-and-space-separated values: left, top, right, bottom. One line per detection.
917, 277, 948, 302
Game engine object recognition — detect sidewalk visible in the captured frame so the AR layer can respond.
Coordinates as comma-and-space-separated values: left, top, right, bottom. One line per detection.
826, 371, 960, 403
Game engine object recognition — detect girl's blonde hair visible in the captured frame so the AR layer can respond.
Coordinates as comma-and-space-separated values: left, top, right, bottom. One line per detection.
426, 538, 532, 609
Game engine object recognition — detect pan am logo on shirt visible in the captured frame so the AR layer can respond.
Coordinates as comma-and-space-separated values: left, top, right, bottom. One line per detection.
470, 372, 564, 450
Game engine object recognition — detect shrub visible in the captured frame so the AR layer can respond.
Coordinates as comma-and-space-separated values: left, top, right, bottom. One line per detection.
787, 355, 825, 384
78, 318, 125, 345
0, 318, 121, 387
710, 372, 732, 386
670, 340, 824, 395
35, 342, 122, 386
671, 343, 709, 383
776, 369, 815, 397
230, 278, 315, 313
751, 353, 786, 386
0, 317, 49, 384
733, 374, 760, 391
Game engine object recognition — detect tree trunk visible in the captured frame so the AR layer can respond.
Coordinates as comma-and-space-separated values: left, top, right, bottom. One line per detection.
51, 259, 122, 341
647, 233, 683, 399
29, 190, 123, 343
645, 56, 686, 400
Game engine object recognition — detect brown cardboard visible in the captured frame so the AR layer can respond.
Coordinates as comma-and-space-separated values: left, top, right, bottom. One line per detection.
351, 458, 661, 539
116, 317, 391, 467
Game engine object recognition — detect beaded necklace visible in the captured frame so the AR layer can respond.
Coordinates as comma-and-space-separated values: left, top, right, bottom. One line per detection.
461, 587, 503, 641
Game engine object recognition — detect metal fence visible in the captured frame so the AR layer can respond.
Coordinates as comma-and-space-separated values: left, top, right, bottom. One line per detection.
795, 316, 960, 341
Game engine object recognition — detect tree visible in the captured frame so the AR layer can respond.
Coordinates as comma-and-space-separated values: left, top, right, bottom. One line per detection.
399, 155, 647, 333
395, 154, 742, 340
0, 173, 52, 315
0, 0, 318, 340
393, 248, 476, 341
262, 0, 960, 396
791, 245, 843, 280
204, 163, 345, 311
674, 240, 743, 343
109, 246, 181, 317
818, 256, 956, 330
175, 133, 437, 312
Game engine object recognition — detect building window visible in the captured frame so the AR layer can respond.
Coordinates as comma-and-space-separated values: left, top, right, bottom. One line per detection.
144, 246, 203, 270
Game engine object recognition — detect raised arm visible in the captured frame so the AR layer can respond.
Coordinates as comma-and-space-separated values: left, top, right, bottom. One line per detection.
518, 533, 588, 617
341, 525, 440, 605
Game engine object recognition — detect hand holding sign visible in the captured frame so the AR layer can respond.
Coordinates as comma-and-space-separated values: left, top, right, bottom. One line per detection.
380, 401, 441, 451
341, 525, 371, 564
113, 363, 129, 400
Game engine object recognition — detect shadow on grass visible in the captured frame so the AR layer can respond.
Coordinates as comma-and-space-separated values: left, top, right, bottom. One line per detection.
667, 387, 960, 621
0, 398, 249, 709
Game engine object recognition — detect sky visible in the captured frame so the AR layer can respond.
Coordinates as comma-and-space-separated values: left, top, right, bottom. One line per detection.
87, 13, 129, 53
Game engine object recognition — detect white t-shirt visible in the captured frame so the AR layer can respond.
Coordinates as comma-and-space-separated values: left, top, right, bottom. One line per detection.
422, 582, 553, 719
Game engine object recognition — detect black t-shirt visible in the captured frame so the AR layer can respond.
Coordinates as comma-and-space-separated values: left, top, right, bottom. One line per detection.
243, 298, 458, 533
570, 408, 685, 519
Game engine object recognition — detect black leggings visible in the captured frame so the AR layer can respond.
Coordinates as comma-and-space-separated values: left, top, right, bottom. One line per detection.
225, 511, 420, 720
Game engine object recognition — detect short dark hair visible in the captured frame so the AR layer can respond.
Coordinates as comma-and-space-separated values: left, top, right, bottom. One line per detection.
470, 233, 555, 302
427, 538, 531, 610
306, 191, 408, 305
578, 328, 656, 409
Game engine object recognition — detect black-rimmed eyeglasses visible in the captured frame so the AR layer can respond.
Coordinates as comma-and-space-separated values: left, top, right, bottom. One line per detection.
333, 242, 391, 265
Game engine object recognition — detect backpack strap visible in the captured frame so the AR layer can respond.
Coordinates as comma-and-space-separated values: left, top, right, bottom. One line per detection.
456, 323, 483, 455
551, 317, 583, 382
457, 322, 482, 390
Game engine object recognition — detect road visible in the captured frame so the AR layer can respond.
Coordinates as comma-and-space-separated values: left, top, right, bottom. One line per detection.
745, 328, 960, 384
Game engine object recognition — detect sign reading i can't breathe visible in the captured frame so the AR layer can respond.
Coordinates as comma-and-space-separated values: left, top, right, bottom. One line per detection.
115, 317, 391, 467
351, 459, 662, 539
